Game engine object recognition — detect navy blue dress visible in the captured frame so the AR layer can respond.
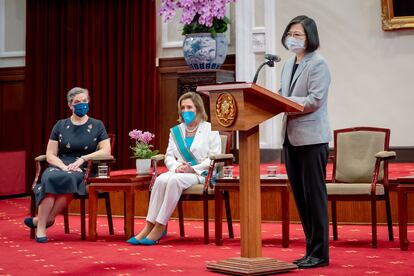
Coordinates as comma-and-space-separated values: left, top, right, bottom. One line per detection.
35, 117, 109, 206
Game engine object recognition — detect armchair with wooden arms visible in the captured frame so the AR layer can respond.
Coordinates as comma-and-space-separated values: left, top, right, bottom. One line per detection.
150, 131, 235, 244
29, 134, 116, 240
326, 127, 396, 248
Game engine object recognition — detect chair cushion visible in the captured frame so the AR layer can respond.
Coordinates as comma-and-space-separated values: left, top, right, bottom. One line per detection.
335, 131, 385, 183
326, 183, 384, 195
182, 184, 215, 195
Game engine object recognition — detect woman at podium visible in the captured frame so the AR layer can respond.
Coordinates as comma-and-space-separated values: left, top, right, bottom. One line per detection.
279, 15, 331, 268
127, 92, 221, 245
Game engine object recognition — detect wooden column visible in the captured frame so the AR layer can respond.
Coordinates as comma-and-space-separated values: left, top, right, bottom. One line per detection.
239, 126, 262, 257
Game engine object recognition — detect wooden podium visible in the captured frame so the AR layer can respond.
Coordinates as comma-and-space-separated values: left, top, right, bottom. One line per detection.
197, 83, 304, 275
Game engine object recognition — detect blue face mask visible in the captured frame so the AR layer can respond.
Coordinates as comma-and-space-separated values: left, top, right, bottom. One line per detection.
73, 102, 89, 117
182, 111, 196, 125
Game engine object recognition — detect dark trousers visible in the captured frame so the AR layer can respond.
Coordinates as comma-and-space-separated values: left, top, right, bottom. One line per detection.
284, 138, 329, 259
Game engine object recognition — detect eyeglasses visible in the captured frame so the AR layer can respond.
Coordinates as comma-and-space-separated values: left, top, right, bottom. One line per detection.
286, 32, 306, 39
73, 99, 89, 104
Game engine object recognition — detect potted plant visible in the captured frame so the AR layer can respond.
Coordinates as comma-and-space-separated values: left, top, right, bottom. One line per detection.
159, 0, 235, 69
129, 129, 159, 175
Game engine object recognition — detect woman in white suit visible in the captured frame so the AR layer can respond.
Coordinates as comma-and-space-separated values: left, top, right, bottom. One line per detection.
279, 15, 331, 268
127, 92, 221, 245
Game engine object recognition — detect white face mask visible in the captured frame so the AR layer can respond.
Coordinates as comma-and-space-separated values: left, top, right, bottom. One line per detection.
285, 37, 305, 54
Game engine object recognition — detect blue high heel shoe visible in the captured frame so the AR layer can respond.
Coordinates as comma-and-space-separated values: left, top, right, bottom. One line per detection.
138, 230, 167, 246
126, 236, 141, 245
138, 237, 159, 245
127, 230, 167, 246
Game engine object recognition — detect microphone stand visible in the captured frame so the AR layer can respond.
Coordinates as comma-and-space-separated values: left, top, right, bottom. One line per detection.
252, 60, 275, 84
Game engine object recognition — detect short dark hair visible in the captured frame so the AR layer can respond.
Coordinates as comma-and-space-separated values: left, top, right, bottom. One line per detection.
281, 15, 320, 53
67, 87, 89, 103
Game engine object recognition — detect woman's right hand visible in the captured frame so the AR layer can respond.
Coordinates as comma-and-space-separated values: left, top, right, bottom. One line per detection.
175, 162, 195, 173
175, 164, 186, 173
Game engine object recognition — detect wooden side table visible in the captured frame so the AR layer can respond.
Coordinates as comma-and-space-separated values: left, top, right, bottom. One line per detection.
215, 175, 290, 247
397, 176, 414, 250
88, 174, 151, 241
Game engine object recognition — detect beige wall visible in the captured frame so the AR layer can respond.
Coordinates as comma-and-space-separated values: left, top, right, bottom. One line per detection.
0, 0, 25, 67
274, 0, 414, 146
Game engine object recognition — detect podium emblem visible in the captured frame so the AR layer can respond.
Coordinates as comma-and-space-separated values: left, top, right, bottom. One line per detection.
216, 93, 237, 127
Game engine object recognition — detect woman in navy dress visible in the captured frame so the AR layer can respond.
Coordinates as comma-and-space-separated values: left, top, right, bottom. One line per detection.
24, 87, 110, 243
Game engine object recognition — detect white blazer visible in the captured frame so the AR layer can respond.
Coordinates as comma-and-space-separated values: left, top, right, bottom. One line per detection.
164, 121, 221, 175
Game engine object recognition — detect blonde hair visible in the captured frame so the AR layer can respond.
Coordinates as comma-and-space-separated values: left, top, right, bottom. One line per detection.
177, 92, 208, 123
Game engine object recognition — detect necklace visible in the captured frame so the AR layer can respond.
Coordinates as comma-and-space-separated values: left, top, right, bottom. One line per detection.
185, 124, 198, 133
71, 115, 88, 125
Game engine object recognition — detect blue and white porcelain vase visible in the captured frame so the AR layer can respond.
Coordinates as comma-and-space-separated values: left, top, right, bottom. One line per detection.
183, 33, 228, 70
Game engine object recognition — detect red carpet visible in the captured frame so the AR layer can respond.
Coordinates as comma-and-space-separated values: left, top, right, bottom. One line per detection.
1, 198, 414, 275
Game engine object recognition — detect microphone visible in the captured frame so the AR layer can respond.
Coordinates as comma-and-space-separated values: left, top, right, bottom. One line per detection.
253, 53, 281, 83
264, 54, 281, 63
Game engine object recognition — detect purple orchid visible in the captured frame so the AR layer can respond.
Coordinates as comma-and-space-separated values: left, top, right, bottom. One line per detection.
160, 0, 235, 28
129, 129, 159, 159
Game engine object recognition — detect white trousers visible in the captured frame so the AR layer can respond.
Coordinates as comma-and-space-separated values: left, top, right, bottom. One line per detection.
146, 171, 201, 225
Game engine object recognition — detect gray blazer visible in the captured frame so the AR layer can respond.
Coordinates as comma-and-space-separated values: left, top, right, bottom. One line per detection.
279, 51, 332, 146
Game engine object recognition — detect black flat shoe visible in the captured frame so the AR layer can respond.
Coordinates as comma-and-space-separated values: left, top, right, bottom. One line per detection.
35, 236, 48, 243
292, 256, 308, 265
24, 218, 55, 229
24, 217, 36, 229
297, 256, 329, 269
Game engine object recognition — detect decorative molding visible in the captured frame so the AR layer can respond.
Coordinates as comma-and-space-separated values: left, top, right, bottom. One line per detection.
235, 0, 279, 149
263, 0, 280, 149
161, 20, 183, 49
0, 0, 25, 58
252, 31, 266, 53
235, 0, 254, 82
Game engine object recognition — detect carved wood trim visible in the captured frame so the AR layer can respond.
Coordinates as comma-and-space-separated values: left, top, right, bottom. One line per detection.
0, 67, 25, 82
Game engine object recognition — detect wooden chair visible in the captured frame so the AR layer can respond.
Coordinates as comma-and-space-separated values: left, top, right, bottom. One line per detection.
327, 127, 396, 247
29, 134, 116, 240
150, 131, 234, 244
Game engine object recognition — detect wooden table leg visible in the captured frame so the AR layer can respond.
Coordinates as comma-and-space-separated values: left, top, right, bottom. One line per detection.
398, 187, 409, 251
88, 186, 99, 241
125, 188, 135, 238
215, 187, 224, 245
281, 185, 289, 248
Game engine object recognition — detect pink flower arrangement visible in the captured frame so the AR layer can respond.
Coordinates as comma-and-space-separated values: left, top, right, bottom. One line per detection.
159, 0, 235, 37
129, 130, 159, 159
